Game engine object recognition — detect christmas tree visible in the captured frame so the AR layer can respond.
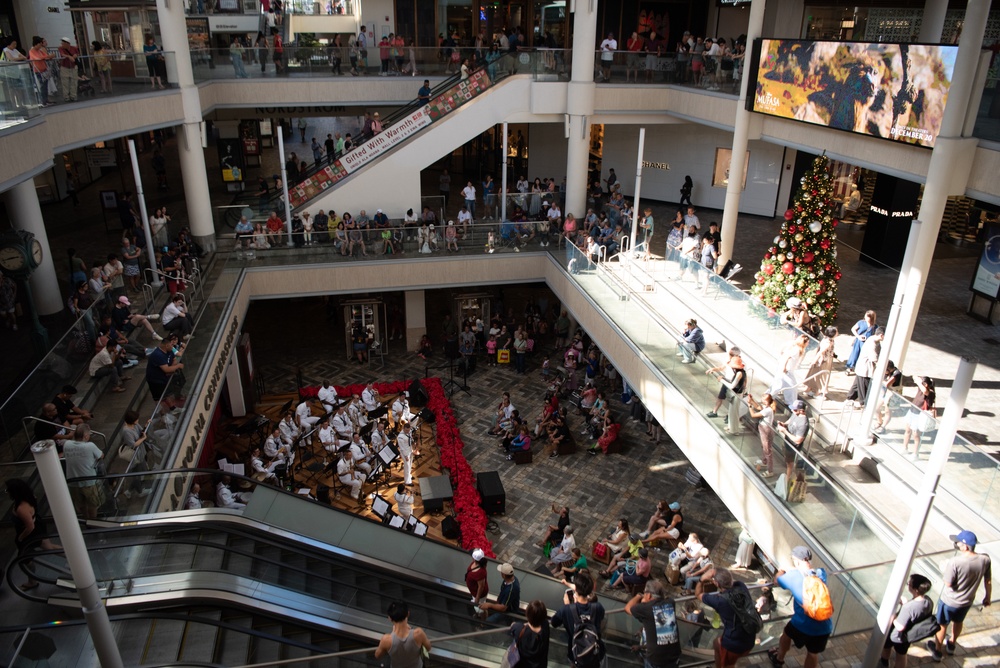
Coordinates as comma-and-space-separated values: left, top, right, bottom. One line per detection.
752, 154, 842, 327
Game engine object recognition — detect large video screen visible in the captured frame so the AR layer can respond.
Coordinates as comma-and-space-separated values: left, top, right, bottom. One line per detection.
747, 39, 958, 148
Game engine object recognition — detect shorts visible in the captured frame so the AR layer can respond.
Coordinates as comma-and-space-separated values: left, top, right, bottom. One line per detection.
353, 342, 367, 352
691, 60, 704, 72
715, 637, 752, 666
936, 600, 970, 624
883, 635, 910, 655
784, 622, 830, 655
70, 483, 105, 514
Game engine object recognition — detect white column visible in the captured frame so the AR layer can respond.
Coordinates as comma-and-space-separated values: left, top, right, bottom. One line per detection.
628, 128, 646, 254
891, 0, 990, 366
919, 0, 949, 43
501, 122, 509, 223
32, 440, 124, 668
718, 0, 766, 265
128, 139, 162, 287
155, 0, 216, 251
564, 0, 598, 219
860, 356, 977, 668
404, 290, 426, 352
2, 180, 63, 315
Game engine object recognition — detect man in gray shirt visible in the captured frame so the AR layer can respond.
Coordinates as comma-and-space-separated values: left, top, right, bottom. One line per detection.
927, 530, 992, 661
63, 424, 105, 519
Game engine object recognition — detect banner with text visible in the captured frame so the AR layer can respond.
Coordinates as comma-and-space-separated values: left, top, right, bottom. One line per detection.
288, 69, 493, 209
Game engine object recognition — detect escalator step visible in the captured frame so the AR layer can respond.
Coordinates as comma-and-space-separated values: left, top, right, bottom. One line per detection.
142, 619, 186, 664
113, 618, 152, 666
217, 626, 252, 664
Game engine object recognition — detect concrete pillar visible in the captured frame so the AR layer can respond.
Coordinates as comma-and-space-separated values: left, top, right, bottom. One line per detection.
564, 0, 598, 219
404, 290, 426, 352
891, 0, 990, 366
919, 0, 949, 43
718, 0, 766, 266
155, 0, 216, 252
2, 179, 63, 315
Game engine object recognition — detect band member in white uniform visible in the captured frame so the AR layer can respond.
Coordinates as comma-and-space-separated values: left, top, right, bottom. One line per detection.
396, 422, 414, 485
362, 383, 380, 412
337, 449, 366, 499
349, 432, 373, 475
332, 405, 354, 441
318, 381, 338, 414
348, 394, 368, 429
391, 394, 414, 424
394, 483, 414, 520
216, 476, 248, 510
250, 446, 279, 484
278, 411, 300, 444
264, 425, 294, 466
370, 421, 390, 451
317, 417, 338, 453
296, 399, 321, 443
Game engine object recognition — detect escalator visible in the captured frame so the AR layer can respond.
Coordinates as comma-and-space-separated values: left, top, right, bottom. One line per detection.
7, 515, 653, 666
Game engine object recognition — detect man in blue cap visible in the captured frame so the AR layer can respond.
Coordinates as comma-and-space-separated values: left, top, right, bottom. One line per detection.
926, 530, 992, 661
768, 545, 832, 668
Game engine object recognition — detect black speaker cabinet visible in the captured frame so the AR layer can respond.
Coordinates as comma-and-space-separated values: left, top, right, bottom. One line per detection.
477, 471, 506, 515
442, 515, 462, 540
409, 379, 429, 407
316, 484, 331, 505
419, 407, 436, 423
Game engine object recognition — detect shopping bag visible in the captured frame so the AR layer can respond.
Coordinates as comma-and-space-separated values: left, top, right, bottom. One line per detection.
497, 349, 510, 364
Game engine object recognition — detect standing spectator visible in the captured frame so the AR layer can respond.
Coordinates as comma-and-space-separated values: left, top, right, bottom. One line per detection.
311, 137, 323, 164
63, 425, 105, 519
846, 327, 884, 408
418, 79, 431, 105
927, 530, 992, 661
6, 478, 61, 591
465, 548, 490, 607
882, 573, 934, 668
845, 310, 878, 375
230, 35, 248, 78
28, 37, 53, 107
374, 601, 431, 667
508, 600, 550, 668
775, 400, 809, 480
143, 34, 167, 89
479, 562, 521, 624
271, 29, 284, 74
901, 376, 936, 459
58, 37, 80, 102
462, 181, 477, 219
625, 579, 682, 668
680, 175, 694, 207
552, 571, 606, 667
767, 546, 833, 668
802, 326, 837, 399
297, 117, 307, 142
599, 32, 617, 82
697, 568, 758, 668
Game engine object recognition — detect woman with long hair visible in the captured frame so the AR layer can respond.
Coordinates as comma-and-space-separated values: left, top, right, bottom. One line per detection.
7, 478, 60, 590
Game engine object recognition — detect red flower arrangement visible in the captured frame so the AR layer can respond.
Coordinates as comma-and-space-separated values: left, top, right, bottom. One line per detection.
302, 378, 494, 557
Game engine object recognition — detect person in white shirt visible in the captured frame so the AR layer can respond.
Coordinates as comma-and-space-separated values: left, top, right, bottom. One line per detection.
462, 182, 477, 219
250, 446, 279, 484
599, 32, 618, 81
296, 399, 321, 443
394, 483, 414, 520
545, 203, 562, 248
348, 394, 367, 429
457, 205, 473, 239
391, 395, 413, 424
337, 449, 366, 499
318, 381, 338, 414
396, 422, 414, 485
370, 420, 390, 451
185, 482, 202, 510
89, 340, 129, 393
361, 383, 380, 412
683, 206, 701, 231
349, 432, 373, 475
332, 405, 354, 441
216, 476, 248, 510
317, 417, 340, 453
278, 411, 300, 444
403, 208, 419, 242
162, 294, 194, 339
264, 424, 294, 466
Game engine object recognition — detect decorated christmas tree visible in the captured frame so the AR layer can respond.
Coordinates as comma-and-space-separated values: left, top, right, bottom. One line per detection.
752, 154, 842, 326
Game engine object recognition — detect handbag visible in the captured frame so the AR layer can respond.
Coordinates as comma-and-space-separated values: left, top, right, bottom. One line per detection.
497, 349, 511, 364
592, 540, 608, 559
500, 625, 525, 668
47, 73, 58, 95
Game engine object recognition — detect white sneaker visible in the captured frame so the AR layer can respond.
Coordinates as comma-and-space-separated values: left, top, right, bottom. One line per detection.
148, 314, 161, 321
514, 247, 520, 252
153, 333, 163, 341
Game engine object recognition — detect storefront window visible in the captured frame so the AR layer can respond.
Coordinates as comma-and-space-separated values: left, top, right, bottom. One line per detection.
439, 0, 474, 42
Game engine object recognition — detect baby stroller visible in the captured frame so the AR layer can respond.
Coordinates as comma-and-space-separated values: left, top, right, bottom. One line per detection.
77, 74, 96, 98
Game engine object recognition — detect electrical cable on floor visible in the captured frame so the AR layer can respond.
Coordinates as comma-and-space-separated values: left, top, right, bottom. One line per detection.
486, 519, 500, 533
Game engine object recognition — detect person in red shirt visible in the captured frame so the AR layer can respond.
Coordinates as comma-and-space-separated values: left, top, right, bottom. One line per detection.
58, 37, 80, 102
266, 210, 284, 245
28, 36, 53, 106
465, 548, 490, 608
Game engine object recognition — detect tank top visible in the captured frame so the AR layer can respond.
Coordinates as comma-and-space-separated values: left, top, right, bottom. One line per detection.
673, 511, 684, 537
389, 628, 423, 668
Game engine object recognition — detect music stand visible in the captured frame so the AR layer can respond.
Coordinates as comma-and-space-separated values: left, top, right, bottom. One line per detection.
372, 444, 400, 494
443, 358, 471, 397
371, 494, 391, 522
387, 514, 406, 530
411, 517, 428, 536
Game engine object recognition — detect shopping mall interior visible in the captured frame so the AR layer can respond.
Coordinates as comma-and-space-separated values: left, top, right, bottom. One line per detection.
0, 0, 997, 665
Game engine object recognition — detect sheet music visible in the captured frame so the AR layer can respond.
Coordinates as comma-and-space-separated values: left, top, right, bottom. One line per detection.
389, 515, 405, 529
217, 458, 229, 469
232, 463, 245, 476
297, 488, 312, 496
413, 522, 428, 536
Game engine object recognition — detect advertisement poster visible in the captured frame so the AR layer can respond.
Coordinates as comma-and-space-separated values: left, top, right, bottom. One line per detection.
970, 224, 1000, 299
749, 39, 957, 148
218, 138, 245, 182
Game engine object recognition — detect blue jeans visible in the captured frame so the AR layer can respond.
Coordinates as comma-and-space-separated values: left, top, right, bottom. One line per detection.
679, 342, 698, 362
34, 71, 49, 105
465, 199, 476, 219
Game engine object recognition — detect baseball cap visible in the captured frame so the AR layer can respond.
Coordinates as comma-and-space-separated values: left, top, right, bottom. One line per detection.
791, 546, 812, 561
61, 37, 72, 43
790, 400, 807, 411
629, 533, 640, 543
668, 502, 681, 511
118, 296, 131, 306
786, 297, 803, 310
497, 563, 514, 576
376, 208, 382, 213
949, 530, 978, 548
471, 548, 485, 561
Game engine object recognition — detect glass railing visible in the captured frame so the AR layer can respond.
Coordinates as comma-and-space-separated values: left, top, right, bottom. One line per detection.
589, 50, 744, 93
0, 61, 41, 131
285, 0, 357, 14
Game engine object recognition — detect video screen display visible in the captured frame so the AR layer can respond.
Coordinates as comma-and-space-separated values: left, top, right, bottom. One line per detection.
748, 38, 958, 148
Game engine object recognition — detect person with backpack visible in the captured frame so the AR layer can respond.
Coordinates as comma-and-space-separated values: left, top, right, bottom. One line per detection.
768, 546, 833, 668
882, 573, 936, 668
625, 579, 681, 667
696, 568, 759, 667
551, 571, 606, 667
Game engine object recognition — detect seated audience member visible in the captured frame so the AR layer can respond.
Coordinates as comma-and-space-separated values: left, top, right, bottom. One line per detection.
53, 385, 92, 426
488, 393, 516, 435
681, 547, 715, 594
600, 533, 643, 577
89, 339, 130, 393
503, 425, 532, 460
600, 518, 631, 560
536, 503, 571, 550
588, 417, 620, 455
318, 380, 338, 413
545, 525, 576, 569
542, 408, 572, 459
161, 294, 195, 339
641, 501, 684, 545
34, 403, 73, 446
559, 547, 589, 579
112, 296, 162, 340
612, 547, 652, 592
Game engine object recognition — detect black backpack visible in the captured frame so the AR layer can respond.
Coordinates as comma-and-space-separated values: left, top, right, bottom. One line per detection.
568, 604, 604, 668
725, 585, 763, 636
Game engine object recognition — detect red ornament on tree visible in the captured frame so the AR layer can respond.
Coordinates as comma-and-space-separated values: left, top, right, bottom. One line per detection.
834, 271, 842, 280
784, 209, 795, 221
782, 262, 795, 274
763, 264, 775, 275
803, 252, 815, 263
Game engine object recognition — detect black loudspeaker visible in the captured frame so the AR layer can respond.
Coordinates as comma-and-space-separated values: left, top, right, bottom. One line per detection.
477, 471, 506, 515
419, 407, 435, 423
316, 485, 331, 504
409, 379, 429, 407
444, 338, 460, 360
442, 515, 462, 540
